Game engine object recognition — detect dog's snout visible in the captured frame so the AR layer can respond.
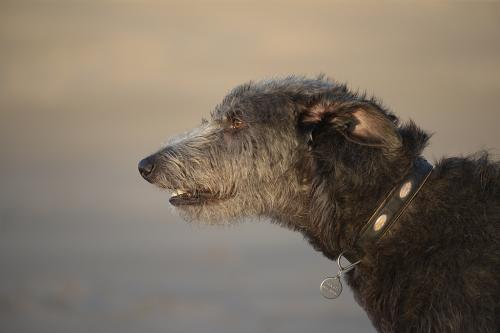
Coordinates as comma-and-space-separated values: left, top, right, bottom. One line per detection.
138, 155, 156, 181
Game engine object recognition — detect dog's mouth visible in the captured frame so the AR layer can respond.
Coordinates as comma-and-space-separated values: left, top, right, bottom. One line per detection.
169, 189, 230, 206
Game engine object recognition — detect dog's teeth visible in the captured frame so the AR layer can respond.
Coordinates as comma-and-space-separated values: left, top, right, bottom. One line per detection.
171, 189, 186, 197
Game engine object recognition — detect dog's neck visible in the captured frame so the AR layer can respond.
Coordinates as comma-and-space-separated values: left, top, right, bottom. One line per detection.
341, 158, 433, 263
282, 162, 421, 261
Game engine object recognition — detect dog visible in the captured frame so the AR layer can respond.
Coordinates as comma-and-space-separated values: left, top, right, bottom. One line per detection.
139, 76, 499, 332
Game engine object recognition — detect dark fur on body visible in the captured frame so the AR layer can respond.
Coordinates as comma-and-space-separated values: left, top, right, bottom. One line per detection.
139, 76, 500, 332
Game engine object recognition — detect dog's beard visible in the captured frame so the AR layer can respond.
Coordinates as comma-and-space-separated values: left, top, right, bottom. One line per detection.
167, 188, 271, 227
169, 196, 246, 226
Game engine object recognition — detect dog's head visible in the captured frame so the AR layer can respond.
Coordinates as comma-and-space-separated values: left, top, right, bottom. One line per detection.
139, 76, 428, 226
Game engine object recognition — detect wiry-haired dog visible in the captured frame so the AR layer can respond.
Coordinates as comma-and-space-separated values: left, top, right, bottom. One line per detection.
139, 76, 500, 333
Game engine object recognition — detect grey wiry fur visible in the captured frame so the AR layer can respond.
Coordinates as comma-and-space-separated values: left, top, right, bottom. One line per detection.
139, 76, 500, 333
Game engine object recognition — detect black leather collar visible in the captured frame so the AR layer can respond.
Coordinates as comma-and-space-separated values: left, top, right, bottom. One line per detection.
343, 158, 434, 263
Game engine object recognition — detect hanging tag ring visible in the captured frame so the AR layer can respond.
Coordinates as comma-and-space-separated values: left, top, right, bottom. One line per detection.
337, 252, 360, 274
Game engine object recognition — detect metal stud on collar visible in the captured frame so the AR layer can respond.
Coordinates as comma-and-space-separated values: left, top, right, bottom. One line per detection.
399, 180, 413, 199
373, 214, 388, 231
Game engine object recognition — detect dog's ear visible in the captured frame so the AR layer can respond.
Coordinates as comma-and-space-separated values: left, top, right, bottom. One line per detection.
301, 102, 402, 150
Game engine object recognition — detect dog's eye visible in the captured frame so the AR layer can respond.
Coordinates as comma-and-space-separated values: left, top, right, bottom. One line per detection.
230, 118, 244, 129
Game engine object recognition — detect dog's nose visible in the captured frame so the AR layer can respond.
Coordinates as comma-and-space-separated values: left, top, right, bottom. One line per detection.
138, 156, 156, 180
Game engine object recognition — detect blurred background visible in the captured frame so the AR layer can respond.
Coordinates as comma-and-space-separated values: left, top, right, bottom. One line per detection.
0, 1, 499, 332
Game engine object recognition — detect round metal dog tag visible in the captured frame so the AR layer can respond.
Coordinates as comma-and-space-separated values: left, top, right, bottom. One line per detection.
320, 276, 343, 299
